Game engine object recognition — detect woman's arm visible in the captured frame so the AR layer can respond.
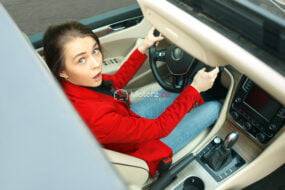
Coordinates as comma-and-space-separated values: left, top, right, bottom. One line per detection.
103, 49, 147, 89
89, 67, 219, 145
103, 28, 163, 89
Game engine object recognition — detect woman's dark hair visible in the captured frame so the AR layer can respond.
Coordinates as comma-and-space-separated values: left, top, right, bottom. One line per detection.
43, 21, 101, 82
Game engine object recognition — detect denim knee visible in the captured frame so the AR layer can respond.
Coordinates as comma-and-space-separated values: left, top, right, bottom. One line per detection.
203, 101, 222, 119
189, 101, 222, 125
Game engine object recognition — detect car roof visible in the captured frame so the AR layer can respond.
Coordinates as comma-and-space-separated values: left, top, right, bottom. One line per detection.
0, 4, 126, 190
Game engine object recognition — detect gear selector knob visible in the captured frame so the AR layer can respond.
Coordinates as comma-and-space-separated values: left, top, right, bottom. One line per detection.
224, 132, 239, 150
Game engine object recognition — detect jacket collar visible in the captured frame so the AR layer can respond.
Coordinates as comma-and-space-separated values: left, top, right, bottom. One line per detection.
62, 81, 112, 100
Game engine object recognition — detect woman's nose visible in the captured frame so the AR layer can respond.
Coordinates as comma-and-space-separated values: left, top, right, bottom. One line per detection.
90, 56, 101, 68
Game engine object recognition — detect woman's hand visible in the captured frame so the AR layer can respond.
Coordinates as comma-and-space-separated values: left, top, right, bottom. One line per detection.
191, 67, 219, 93
138, 27, 164, 54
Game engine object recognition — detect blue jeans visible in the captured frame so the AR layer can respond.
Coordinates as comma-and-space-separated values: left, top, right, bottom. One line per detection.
130, 89, 221, 153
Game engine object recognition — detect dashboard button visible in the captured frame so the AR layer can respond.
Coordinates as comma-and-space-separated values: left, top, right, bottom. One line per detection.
214, 137, 222, 144
232, 111, 239, 120
277, 108, 285, 118
256, 133, 267, 143
269, 124, 278, 131
251, 120, 258, 126
245, 122, 252, 130
235, 98, 242, 103
266, 132, 273, 138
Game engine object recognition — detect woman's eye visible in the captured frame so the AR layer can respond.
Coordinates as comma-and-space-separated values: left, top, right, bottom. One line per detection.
93, 48, 100, 55
78, 58, 86, 64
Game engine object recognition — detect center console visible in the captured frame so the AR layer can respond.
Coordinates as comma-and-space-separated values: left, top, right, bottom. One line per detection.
154, 75, 284, 190
230, 76, 285, 144
171, 133, 245, 190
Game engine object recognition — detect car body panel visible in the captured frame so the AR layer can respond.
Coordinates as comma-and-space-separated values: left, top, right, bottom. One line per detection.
0, 4, 126, 190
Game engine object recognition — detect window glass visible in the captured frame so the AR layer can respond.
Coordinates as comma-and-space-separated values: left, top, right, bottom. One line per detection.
2, 0, 136, 35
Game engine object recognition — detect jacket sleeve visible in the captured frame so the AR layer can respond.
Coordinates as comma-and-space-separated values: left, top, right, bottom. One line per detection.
103, 49, 147, 89
89, 85, 204, 144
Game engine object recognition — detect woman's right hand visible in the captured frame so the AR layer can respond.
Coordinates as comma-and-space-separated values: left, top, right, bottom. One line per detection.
190, 67, 219, 93
138, 28, 164, 54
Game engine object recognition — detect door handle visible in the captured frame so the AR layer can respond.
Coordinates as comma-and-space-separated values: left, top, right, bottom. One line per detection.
93, 16, 143, 37
109, 25, 126, 31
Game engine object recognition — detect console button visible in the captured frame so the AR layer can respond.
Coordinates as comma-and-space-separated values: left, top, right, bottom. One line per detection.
269, 124, 278, 131
256, 133, 267, 144
251, 120, 259, 127
266, 132, 274, 138
277, 108, 285, 118
258, 125, 265, 132
243, 113, 250, 120
213, 137, 222, 144
235, 97, 242, 103
245, 122, 252, 130
249, 127, 258, 136
232, 111, 239, 120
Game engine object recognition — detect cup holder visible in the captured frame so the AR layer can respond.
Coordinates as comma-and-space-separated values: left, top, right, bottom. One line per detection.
183, 176, 204, 190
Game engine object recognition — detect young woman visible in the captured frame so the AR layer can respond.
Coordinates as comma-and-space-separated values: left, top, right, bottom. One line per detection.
43, 21, 221, 176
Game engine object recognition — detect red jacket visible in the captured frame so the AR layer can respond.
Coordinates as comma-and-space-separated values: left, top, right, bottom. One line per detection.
62, 49, 204, 176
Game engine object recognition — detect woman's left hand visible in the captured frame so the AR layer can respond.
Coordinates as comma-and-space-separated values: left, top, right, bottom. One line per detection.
138, 27, 164, 54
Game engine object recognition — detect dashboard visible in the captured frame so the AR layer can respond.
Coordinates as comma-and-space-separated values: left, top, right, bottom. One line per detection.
230, 77, 285, 144
137, 0, 285, 189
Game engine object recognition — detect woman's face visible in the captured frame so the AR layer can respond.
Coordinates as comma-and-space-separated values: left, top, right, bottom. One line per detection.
60, 36, 103, 87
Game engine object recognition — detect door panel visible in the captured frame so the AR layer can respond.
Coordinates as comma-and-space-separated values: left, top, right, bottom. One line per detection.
99, 19, 151, 74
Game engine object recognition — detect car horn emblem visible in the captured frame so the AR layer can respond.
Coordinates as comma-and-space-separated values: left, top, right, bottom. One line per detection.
171, 47, 184, 61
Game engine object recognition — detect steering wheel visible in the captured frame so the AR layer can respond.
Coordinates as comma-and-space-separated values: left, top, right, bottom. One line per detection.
149, 44, 205, 93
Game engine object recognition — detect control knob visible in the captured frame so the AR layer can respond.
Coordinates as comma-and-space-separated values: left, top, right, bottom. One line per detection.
224, 132, 239, 150
245, 122, 252, 130
232, 111, 239, 120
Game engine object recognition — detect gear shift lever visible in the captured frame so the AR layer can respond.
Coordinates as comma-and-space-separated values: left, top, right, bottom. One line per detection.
202, 132, 239, 171
224, 132, 239, 150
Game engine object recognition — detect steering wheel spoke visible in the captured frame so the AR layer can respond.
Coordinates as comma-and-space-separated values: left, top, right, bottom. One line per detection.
171, 75, 184, 89
149, 44, 203, 93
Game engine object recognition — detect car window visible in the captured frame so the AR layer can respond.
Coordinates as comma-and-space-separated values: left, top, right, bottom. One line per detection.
2, 0, 136, 35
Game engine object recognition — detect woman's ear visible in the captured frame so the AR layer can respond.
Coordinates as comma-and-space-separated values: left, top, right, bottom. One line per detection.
59, 71, 69, 79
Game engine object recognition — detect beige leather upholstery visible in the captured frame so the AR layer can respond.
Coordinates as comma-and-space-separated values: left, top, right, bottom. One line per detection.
104, 149, 149, 186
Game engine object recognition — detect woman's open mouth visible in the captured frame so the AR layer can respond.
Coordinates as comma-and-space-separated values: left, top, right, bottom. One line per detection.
93, 72, 102, 81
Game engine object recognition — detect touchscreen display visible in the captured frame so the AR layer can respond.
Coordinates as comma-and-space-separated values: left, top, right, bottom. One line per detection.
244, 85, 280, 121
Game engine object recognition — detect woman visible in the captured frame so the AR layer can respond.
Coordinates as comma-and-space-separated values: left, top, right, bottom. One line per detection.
43, 21, 220, 176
